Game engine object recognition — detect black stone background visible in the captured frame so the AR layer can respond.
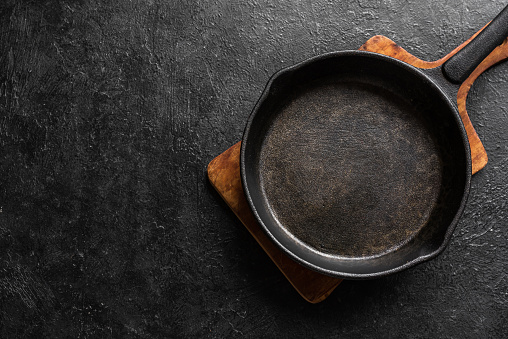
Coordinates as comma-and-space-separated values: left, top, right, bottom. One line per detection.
0, 0, 507, 338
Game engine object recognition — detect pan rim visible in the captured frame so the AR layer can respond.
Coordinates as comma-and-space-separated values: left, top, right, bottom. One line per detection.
240, 50, 472, 279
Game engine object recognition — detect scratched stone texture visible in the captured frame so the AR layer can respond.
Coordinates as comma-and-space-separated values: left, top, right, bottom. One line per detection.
0, 0, 507, 338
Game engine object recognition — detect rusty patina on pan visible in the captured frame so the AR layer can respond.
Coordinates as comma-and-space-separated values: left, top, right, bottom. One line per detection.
260, 79, 443, 257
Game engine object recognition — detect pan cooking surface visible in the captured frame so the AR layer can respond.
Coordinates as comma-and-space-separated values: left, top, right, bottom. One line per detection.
259, 80, 443, 257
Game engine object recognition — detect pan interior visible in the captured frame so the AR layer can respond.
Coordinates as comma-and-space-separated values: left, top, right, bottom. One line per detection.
259, 78, 442, 257
242, 53, 469, 276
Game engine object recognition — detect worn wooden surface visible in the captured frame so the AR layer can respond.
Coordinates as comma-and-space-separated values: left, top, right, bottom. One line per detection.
1, 0, 507, 337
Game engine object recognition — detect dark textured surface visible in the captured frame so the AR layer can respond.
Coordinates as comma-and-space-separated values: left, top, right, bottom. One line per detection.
0, 0, 506, 338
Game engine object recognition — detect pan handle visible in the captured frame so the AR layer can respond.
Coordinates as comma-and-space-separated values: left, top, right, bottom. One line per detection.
442, 4, 508, 84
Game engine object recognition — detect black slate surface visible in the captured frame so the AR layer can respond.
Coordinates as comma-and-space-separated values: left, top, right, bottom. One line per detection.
0, 0, 507, 338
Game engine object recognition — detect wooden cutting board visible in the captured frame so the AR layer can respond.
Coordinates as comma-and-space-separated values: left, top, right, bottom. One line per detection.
207, 31, 508, 303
